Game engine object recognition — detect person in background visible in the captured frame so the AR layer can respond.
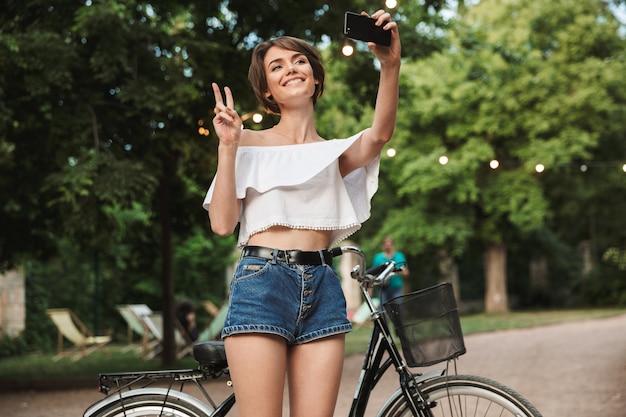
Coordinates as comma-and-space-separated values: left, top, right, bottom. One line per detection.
203, 9, 400, 417
175, 299, 199, 342
372, 236, 409, 306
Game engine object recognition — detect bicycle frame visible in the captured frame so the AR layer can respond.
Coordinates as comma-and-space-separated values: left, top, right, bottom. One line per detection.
340, 246, 442, 417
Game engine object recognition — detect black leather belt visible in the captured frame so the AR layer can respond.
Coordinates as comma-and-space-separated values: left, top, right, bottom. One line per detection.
242, 245, 334, 265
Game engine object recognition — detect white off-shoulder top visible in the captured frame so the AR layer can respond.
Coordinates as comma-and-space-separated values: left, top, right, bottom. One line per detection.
202, 131, 380, 248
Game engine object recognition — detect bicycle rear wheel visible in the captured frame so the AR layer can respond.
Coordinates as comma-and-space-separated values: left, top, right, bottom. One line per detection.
85, 392, 212, 417
378, 374, 542, 417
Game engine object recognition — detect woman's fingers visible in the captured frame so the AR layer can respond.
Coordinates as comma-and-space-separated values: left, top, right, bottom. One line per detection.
360, 9, 395, 36
363, 9, 390, 23
213, 82, 235, 114
360, 9, 400, 58
224, 86, 235, 109
212, 82, 225, 108
212, 83, 238, 123
211, 82, 243, 144
373, 10, 393, 29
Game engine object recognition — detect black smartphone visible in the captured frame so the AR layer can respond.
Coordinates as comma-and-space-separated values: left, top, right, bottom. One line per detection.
343, 12, 391, 47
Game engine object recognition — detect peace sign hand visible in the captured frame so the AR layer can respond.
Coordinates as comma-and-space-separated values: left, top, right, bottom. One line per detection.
211, 82, 242, 147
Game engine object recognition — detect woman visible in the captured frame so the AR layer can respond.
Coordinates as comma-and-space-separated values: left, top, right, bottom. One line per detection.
203, 10, 400, 417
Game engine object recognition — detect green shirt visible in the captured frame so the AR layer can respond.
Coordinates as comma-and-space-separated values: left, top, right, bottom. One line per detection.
371, 251, 406, 288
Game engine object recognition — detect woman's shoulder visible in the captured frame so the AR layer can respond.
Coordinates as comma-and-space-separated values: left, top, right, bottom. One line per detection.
239, 128, 265, 146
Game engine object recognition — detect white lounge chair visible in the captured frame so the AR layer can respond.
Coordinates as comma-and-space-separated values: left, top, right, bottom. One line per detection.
46, 308, 111, 361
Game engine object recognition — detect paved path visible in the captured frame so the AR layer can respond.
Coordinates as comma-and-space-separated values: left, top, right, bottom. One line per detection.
3, 314, 626, 417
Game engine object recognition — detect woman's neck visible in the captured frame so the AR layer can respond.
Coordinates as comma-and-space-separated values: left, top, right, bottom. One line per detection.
271, 118, 321, 144
271, 105, 321, 144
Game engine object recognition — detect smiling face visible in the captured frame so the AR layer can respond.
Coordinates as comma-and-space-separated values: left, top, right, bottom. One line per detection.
248, 36, 325, 115
263, 47, 317, 111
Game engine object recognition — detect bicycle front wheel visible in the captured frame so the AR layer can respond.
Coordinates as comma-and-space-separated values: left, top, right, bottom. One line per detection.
84, 391, 213, 417
378, 374, 542, 417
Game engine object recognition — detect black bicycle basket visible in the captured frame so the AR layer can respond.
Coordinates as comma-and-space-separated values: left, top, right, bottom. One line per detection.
384, 283, 466, 367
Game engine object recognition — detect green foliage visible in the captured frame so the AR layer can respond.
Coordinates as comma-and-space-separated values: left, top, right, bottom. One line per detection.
0, 334, 27, 358
174, 228, 238, 305
42, 150, 158, 248
603, 248, 626, 271
23, 262, 58, 354
571, 264, 626, 306
377, 0, 626, 308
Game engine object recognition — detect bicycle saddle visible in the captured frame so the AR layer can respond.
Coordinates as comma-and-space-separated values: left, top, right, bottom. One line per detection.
193, 341, 228, 373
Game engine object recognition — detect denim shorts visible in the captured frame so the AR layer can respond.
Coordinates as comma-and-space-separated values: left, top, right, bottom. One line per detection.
221, 256, 352, 344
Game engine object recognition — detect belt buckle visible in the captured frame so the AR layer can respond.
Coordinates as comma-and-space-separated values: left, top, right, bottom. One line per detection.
274, 249, 287, 263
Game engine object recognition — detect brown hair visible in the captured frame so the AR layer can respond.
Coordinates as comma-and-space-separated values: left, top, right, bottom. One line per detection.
248, 36, 325, 115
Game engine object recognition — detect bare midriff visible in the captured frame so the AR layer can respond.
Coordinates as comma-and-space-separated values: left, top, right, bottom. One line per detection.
246, 226, 332, 251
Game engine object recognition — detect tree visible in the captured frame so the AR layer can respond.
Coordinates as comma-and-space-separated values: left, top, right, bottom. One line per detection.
4, 0, 355, 363
382, 0, 626, 311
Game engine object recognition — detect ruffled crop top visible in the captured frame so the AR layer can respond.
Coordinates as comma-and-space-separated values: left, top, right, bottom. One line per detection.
202, 131, 380, 248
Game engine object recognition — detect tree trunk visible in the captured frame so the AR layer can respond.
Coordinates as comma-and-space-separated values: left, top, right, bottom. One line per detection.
160, 154, 176, 366
438, 249, 460, 302
530, 257, 549, 291
577, 240, 594, 276
484, 242, 509, 313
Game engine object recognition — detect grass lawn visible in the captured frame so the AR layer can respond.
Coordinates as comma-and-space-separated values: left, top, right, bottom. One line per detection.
1, 308, 624, 385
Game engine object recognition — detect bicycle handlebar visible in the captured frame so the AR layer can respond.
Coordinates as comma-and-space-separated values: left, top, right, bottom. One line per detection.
334, 246, 403, 287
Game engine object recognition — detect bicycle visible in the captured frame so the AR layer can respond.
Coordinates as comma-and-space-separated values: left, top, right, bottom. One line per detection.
84, 246, 543, 417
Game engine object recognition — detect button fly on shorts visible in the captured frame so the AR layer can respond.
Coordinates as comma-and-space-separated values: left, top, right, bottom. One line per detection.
298, 270, 314, 324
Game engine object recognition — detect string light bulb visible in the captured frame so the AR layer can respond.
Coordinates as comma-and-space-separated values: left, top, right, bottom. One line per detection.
341, 43, 354, 57
385, 0, 398, 8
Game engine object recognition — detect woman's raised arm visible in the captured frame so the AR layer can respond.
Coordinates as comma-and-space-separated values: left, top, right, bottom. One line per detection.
340, 10, 401, 177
